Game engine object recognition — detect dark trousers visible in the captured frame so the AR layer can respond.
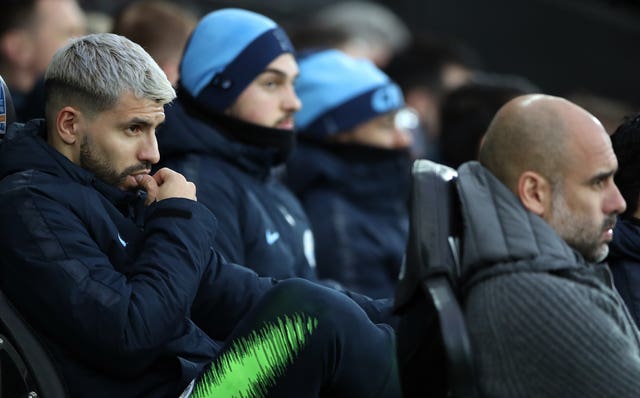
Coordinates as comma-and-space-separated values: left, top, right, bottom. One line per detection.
191, 278, 401, 397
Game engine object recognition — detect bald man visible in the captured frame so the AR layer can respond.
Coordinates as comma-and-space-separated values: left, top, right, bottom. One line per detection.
453, 94, 640, 396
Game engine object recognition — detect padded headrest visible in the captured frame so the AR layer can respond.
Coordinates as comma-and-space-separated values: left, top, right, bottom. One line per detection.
0, 75, 16, 139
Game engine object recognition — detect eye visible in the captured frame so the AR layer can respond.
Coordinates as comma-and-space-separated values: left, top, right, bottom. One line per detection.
126, 124, 143, 135
375, 115, 395, 131
593, 177, 608, 189
263, 79, 279, 90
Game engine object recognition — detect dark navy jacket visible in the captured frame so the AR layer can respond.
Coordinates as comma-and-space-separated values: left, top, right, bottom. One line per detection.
608, 217, 640, 328
156, 100, 317, 281
286, 138, 411, 299
0, 120, 275, 397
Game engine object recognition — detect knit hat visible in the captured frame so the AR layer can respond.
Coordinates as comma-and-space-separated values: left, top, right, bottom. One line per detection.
179, 8, 294, 112
294, 49, 404, 137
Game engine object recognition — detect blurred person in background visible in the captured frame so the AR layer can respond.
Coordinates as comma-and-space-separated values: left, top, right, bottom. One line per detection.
112, 0, 198, 87
0, 0, 86, 121
385, 34, 478, 160
288, 1, 411, 68
439, 73, 537, 168
606, 113, 640, 329
286, 49, 412, 299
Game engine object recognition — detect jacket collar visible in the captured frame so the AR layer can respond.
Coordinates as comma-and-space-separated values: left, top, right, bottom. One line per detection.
158, 86, 297, 179
287, 136, 411, 211
457, 161, 584, 284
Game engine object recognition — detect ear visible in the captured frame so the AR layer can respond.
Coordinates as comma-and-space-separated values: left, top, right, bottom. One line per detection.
55, 106, 82, 145
517, 171, 552, 216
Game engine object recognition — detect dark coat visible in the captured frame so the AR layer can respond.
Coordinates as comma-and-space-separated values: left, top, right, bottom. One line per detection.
0, 120, 274, 397
458, 161, 640, 397
608, 217, 640, 328
286, 139, 411, 299
156, 101, 317, 280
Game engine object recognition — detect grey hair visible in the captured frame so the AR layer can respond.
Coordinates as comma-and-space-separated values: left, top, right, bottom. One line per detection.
44, 32, 175, 117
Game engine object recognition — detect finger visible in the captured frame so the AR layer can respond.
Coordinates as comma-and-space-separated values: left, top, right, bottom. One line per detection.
135, 174, 159, 205
151, 167, 178, 186
189, 182, 197, 201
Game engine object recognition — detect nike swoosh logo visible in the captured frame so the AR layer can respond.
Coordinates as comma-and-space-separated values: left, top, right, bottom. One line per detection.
117, 233, 127, 247
265, 230, 280, 245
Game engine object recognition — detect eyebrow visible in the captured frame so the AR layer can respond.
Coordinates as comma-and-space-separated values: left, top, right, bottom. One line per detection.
122, 117, 159, 128
588, 169, 616, 185
260, 68, 299, 80
123, 117, 156, 128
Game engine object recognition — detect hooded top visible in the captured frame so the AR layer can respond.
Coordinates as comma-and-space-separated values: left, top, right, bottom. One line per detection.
0, 121, 275, 397
286, 137, 410, 298
285, 49, 409, 298
156, 7, 316, 280
607, 218, 640, 328
156, 101, 317, 280
457, 161, 640, 397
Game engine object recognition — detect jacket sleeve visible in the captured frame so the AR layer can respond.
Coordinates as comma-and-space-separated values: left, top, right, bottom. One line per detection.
0, 183, 216, 375
196, 171, 248, 265
466, 272, 640, 398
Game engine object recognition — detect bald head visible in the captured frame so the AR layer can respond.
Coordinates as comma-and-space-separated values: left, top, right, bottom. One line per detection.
479, 94, 605, 192
478, 94, 624, 262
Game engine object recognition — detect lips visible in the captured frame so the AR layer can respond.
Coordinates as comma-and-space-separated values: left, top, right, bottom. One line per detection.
132, 170, 151, 177
603, 228, 614, 242
278, 121, 294, 130
602, 218, 617, 242
276, 116, 295, 130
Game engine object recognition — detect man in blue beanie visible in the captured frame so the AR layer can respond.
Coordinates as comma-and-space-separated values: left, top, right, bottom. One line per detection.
0, 32, 402, 397
286, 49, 413, 299
156, 8, 317, 281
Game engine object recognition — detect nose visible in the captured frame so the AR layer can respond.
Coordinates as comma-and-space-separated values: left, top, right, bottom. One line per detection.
607, 182, 627, 216
139, 132, 160, 165
391, 126, 413, 149
283, 84, 302, 113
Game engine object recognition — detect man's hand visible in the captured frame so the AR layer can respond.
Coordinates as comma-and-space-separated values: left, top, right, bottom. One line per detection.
135, 168, 197, 205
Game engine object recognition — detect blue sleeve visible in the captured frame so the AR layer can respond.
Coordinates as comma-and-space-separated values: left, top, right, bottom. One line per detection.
196, 171, 247, 266
0, 184, 215, 374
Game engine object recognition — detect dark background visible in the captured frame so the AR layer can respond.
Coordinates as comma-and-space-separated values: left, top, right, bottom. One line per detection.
81, 0, 640, 106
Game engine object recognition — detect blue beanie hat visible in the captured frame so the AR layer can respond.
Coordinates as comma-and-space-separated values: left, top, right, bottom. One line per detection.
180, 8, 294, 112
295, 49, 404, 137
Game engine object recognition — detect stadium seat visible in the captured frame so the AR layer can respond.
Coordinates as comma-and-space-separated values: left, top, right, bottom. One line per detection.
395, 159, 480, 398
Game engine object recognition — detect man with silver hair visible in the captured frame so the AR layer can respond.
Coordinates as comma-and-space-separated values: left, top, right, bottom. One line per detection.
0, 33, 401, 397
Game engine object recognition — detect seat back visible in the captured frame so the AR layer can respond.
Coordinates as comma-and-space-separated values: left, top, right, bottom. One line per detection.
395, 159, 479, 398
0, 75, 16, 140
0, 289, 68, 397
